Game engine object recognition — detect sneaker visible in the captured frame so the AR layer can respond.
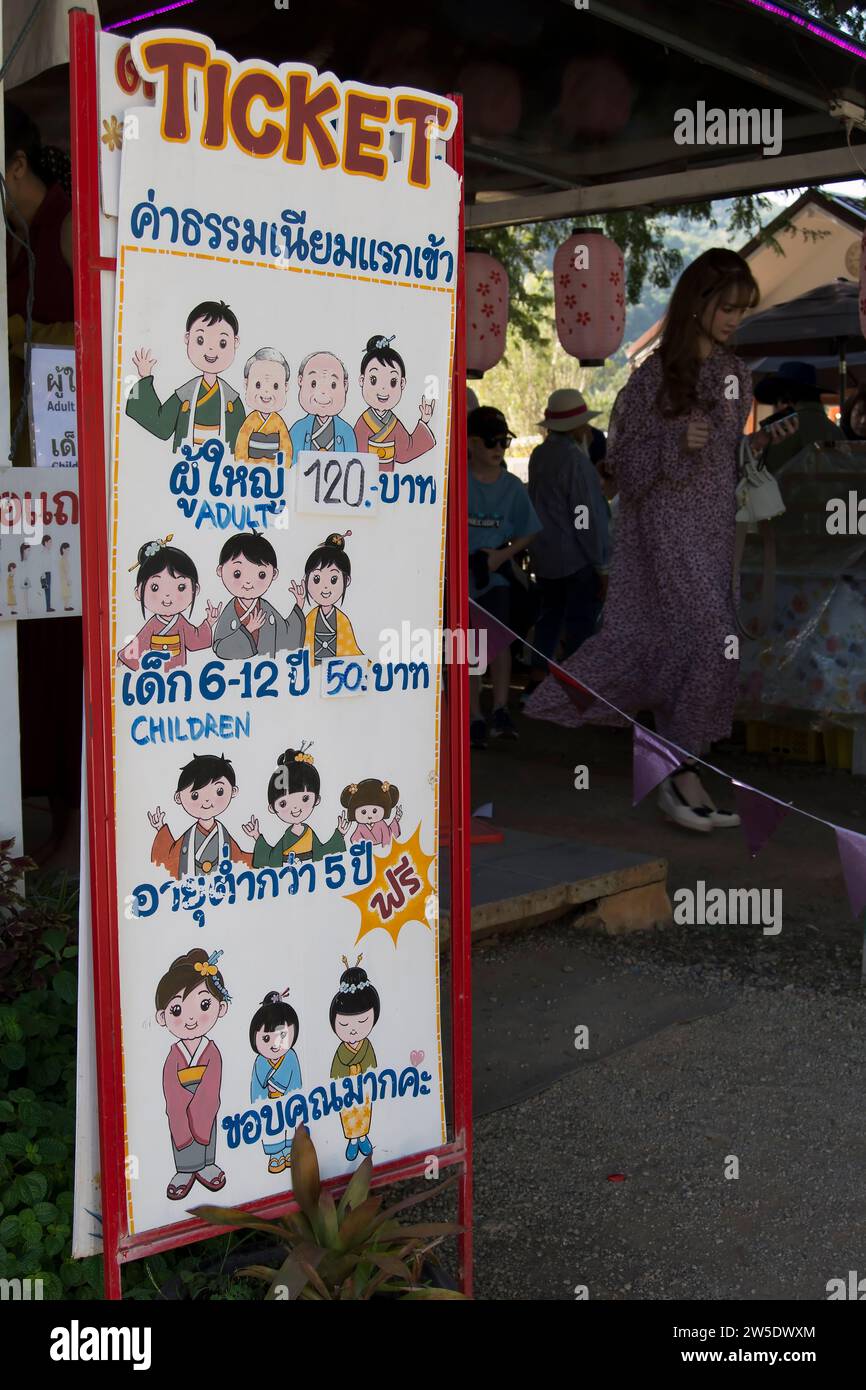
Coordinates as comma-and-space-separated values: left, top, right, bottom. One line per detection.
704, 806, 741, 829
490, 706, 519, 739
470, 718, 488, 749
657, 775, 713, 833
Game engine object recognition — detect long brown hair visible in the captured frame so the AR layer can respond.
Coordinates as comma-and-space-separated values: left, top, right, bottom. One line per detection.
657, 249, 758, 418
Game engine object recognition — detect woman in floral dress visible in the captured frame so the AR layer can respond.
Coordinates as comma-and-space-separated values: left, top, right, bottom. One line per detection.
527, 249, 797, 831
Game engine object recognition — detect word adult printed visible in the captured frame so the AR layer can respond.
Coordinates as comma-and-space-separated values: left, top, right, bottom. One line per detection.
673, 881, 782, 936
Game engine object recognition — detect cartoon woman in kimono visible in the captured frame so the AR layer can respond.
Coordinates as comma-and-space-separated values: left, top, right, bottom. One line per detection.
353, 334, 435, 472
338, 778, 403, 848
290, 531, 362, 666
243, 743, 345, 865
249, 989, 302, 1175
155, 947, 231, 1201
118, 535, 220, 672
329, 955, 379, 1161
5, 563, 17, 615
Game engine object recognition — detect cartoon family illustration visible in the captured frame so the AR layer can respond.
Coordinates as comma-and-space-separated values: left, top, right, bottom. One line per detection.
118, 529, 361, 672
126, 300, 435, 470
146, 748, 403, 880
156, 950, 384, 1193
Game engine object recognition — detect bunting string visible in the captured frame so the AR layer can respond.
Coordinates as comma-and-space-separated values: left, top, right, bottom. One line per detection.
468, 597, 866, 919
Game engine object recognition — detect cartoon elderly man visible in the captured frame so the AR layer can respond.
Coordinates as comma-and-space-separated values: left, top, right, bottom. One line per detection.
127, 299, 245, 454
288, 350, 357, 455
234, 347, 293, 465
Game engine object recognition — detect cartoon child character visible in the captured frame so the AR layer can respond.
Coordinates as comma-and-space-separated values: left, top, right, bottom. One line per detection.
329, 955, 379, 1161
149, 753, 253, 878
243, 744, 345, 865
233, 348, 293, 465
117, 535, 219, 672
288, 350, 357, 455
354, 334, 435, 472
211, 531, 304, 660
249, 989, 302, 1175
39, 534, 54, 613
127, 299, 245, 454
59, 541, 74, 611
6, 563, 17, 615
156, 947, 230, 1200
18, 544, 31, 616
338, 778, 402, 848
294, 531, 362, 665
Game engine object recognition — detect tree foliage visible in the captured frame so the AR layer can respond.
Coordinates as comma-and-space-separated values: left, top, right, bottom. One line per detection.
470, 196, 775, 360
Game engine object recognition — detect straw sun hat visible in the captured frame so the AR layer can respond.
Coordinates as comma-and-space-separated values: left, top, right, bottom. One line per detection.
537, 387, 601, 432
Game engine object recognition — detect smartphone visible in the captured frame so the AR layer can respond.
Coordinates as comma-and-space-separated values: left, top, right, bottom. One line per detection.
768, 408, 799, 428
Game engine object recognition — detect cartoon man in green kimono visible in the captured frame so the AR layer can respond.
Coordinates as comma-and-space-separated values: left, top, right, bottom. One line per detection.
126, 300, 245, 454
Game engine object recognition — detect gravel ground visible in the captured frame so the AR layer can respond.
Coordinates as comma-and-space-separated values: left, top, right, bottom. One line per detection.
402, 917, 866, 1301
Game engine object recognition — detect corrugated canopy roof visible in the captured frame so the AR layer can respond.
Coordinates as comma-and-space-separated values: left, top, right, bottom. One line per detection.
22, 0, 866, 223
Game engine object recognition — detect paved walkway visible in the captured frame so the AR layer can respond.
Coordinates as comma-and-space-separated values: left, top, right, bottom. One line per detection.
429, 709, 866, 1299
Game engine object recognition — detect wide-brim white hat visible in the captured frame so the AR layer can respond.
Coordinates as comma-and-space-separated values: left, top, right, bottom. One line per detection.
538, 387, 601, 432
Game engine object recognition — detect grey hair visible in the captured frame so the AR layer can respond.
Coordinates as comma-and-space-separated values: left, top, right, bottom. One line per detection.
243, 347, 290, 383
298, 350, 348, 386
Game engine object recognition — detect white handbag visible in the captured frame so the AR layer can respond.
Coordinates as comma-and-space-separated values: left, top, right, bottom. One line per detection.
733, 437, 786, 639
735, 436, 786, 525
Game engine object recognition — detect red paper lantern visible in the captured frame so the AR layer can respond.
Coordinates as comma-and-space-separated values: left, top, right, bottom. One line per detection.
554, 229, 625, 366
466, 251, 509, 378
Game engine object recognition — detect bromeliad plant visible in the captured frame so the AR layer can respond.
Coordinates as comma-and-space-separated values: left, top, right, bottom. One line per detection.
193, 1124, 467, 1299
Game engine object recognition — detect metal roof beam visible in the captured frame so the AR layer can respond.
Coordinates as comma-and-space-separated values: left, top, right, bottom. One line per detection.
570, 0, 831, 115
466, 142, 862, 227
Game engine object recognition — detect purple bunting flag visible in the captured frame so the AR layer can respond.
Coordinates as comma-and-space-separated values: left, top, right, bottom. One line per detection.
732, 781, 789, 858
834, 825, 866, 918
632, 724, 681, 806
468, 599, 513, 668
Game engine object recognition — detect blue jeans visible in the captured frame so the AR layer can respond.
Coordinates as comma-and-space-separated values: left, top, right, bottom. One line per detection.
533, 566, 600, 668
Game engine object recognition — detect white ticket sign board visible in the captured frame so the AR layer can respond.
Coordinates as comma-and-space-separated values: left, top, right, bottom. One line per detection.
99, 28, 459, 1239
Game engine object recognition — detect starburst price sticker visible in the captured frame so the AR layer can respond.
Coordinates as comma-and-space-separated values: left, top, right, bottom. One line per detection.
343, 823, 436, 946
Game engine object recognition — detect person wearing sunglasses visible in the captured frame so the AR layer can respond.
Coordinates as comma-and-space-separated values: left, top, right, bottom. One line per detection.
467, 406, 541, 747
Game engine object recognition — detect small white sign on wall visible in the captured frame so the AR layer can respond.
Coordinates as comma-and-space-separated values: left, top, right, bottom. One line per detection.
0, 467, 81, 620
30, 345, 77, 467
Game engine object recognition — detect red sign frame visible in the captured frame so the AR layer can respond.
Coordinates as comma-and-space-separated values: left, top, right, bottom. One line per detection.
69, 10, 473, 1299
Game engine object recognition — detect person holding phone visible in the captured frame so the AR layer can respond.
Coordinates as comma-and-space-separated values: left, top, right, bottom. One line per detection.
526, 248, 797, 832
754, 360, 842, 473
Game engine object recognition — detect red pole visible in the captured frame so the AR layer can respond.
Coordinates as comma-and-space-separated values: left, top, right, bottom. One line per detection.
445, 96, 473, 1297
69, 8, 125, 1300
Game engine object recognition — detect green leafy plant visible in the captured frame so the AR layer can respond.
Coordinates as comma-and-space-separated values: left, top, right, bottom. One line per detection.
0, 851, 100, 1298
0, 844, 80, 1002
194, 1124, 467, 1299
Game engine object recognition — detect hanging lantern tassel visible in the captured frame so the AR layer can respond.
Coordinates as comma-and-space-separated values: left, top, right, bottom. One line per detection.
465, 249, 509, 379
554, 228, 625, 367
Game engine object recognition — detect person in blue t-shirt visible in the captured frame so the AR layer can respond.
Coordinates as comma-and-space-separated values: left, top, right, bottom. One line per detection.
467, 406, 541, 747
